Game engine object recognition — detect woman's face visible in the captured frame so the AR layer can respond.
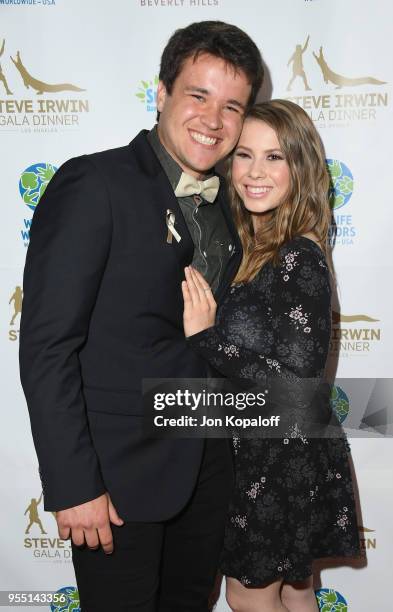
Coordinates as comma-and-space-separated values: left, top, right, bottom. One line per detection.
232, 118, 291, 229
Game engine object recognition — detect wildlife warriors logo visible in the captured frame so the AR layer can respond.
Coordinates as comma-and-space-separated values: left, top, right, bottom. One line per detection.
0, 38, 89, 132
19, 163, 58, 212
50, 587, 80, 612
285, 35, 388, 125
326, 160, 353, 210
17, 162, 58, 249
315, 588, 348, 611
135, 76, 158, 113
330, 385, 349, 424
326, 160, 355, 247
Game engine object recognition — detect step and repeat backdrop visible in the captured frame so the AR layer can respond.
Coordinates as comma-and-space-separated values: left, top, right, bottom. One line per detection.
1, 0, 392, 609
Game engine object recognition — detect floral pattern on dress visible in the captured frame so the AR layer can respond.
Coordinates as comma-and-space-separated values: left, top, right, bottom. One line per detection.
188, 237, 360, 586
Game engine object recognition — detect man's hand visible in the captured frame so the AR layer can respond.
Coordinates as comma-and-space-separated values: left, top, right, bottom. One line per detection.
56, 492, 124, 554
182, 266, 217, 337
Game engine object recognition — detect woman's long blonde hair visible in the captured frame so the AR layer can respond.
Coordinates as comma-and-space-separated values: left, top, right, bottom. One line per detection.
228, 99, 332, 283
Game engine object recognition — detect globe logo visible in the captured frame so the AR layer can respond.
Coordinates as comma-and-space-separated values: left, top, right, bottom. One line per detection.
19, 163, 58, 212
315, 588, 348, 611
326, 159, 353, 210
50, 586, 80, 612
330, 385, 350, 424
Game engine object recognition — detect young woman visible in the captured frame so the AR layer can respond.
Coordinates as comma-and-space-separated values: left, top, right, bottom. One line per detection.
182, 100, 360, 612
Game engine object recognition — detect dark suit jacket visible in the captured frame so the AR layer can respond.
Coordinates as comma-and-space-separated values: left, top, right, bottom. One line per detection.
19, 130, 242, 521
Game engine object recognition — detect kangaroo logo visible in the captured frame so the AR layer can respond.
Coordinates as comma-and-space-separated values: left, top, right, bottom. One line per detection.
10, 50, 85, 95
313, 46, 386, 89
0, 39, 12, 95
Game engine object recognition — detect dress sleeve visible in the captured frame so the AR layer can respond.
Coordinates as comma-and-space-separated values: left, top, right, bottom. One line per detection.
187, 243, 331, 385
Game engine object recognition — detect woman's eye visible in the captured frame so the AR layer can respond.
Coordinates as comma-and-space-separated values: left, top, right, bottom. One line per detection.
192, 95, 204, 102
235, 152, 250, 159
268, 154, 284, 161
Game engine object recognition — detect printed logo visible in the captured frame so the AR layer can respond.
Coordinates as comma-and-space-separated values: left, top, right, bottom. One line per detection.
23, 491, 71, 562
19, 163, 57, 212
0, 38, 89, 133
330, 311, 381, 357
358, 525, 377, 551
330, 385, 349, 424
135, 76, 158, 113
284, 35, 388, 127
50, 587, 79, 612
326, 159, 355, 246
326, 160, 353, 210
315, 588, 348, 611
25, 492, 47, 535
9, 285, 23, 343
18, 162, 58, 246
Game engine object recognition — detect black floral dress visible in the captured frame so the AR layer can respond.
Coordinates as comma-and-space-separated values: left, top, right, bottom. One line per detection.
188, 237, 360, 585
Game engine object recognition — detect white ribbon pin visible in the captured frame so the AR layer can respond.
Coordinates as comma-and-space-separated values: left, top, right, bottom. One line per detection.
166, 209, 181, 244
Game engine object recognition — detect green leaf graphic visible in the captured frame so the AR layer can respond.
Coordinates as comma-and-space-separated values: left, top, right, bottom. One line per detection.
337, 175, 353, 195
331, 193, 345, 209
21, 172, 38, 190
327, 160, 342, 180
37, 163, 55, 182
23, 190, 37, 206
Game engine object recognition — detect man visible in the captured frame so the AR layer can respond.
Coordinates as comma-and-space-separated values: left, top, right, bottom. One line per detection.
20, 21, 263, 611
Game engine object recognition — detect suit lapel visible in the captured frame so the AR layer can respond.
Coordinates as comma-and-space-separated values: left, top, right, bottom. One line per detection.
129, 130, 194, 267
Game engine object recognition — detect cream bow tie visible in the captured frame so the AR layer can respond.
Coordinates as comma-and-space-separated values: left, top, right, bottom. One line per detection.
174, 173, 220, 203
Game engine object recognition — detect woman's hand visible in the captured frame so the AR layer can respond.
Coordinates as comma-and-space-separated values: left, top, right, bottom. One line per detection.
182, 266, 217, 338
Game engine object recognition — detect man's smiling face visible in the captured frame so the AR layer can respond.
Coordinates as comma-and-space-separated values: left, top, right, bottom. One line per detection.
156, 52, 251, 179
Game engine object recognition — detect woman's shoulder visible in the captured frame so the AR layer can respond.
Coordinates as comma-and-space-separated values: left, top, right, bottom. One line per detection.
276, 236, 330, 287
278, 235, 327, 264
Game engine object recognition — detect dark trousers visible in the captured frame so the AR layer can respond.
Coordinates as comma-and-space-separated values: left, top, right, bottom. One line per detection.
72, 439, 234, 611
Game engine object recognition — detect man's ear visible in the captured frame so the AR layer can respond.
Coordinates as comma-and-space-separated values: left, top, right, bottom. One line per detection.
156, 81, 167, 113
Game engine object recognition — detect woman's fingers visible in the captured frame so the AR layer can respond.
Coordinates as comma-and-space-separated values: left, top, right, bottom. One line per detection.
181, 281, 192, 312
184, 267, 200, 305
190, 267, 216, 308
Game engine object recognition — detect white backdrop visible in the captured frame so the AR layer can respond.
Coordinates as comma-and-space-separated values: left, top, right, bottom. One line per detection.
1, 0, 392, 609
